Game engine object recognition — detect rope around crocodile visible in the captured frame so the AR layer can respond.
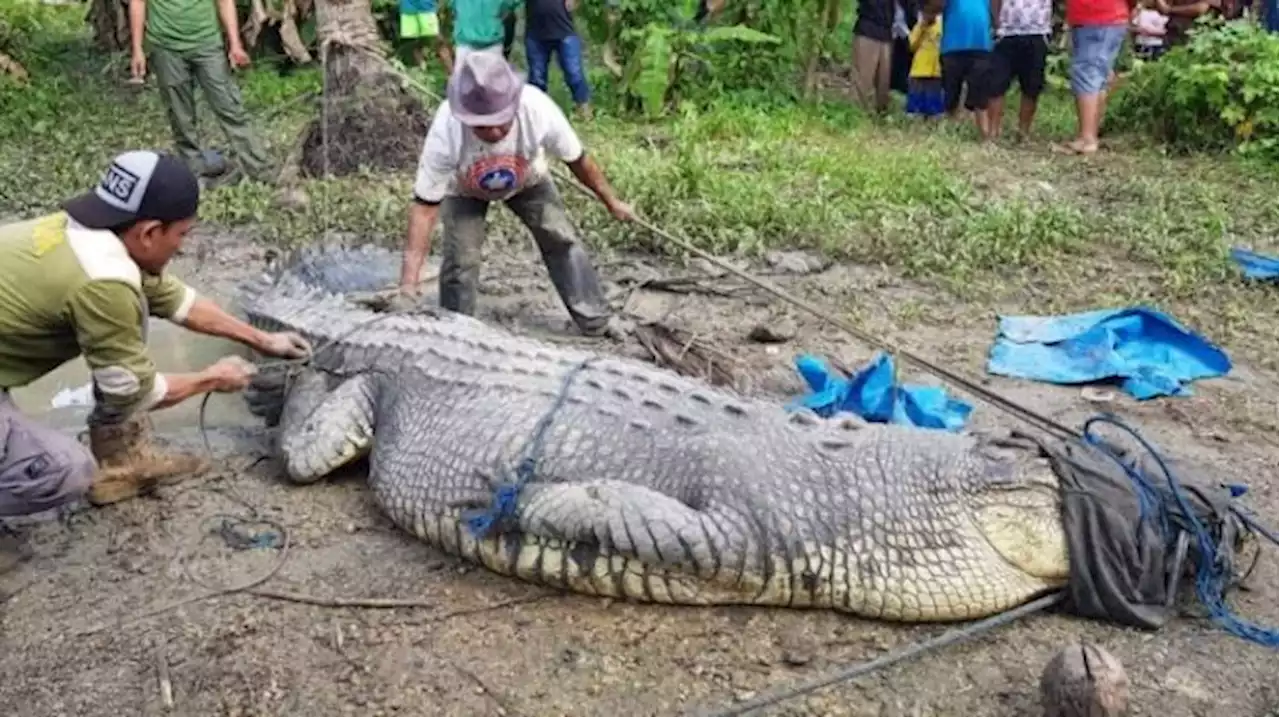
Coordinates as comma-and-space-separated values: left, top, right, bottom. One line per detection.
161, 50, 1278, 715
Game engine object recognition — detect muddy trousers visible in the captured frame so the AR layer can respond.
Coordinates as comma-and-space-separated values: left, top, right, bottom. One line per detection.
439, 179, 613, 333
0, 391, 96, 518
149, 44, 274, 181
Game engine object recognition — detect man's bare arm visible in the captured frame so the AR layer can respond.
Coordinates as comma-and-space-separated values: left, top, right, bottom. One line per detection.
176, 298, 311, 358
128, 0, 147, 56
149, 369, 235, 410
179, 297, 270, 348
214, 0, 244, 44
566, 153, 623, 211
400, 200, 442, 292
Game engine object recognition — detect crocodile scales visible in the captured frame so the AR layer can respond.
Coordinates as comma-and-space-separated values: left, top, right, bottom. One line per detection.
238, 244, 1070, 622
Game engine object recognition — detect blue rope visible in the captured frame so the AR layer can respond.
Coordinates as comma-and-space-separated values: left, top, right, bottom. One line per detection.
1081, 413, 1279, 650
464, 358, 595, 539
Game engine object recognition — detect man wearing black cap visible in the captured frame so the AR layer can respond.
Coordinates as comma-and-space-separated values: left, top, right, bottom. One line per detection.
0, 150, 311, 570
398, 51, 634, 339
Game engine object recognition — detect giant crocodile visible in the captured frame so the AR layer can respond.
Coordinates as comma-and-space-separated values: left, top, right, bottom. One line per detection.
235, 244, 1251, 625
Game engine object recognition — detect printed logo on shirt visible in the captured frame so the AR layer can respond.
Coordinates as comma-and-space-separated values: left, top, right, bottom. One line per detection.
462, 155, 530, 199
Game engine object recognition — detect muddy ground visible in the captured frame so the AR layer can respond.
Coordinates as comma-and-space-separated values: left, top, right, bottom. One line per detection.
1, 222, 1276, 717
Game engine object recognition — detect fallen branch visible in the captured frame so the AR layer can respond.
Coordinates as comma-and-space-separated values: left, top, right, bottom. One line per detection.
245, 588, 436, 608
632, 319, 744, 391
454, 663, 521, 717
618, 274, 749, 298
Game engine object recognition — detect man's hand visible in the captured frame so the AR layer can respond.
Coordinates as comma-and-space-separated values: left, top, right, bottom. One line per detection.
257, 331, 312, 359
606, 198, 636, 222
228, 44, 251, 69
206, 356, 259, 393
130, 51, 147, 80
387, 286, 423, 313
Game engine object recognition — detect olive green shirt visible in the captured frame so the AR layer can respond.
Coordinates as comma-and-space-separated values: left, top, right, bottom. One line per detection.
143, 0, 224, 54
0, 212, 198, 417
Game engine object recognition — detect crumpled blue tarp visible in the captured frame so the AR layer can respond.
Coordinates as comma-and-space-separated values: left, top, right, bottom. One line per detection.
1230, 247, 1279, 282
986, 307, 1232, 400
786, 352, 973, 431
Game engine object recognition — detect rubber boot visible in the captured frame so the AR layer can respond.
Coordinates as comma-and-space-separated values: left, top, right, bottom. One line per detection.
86, 414, 210, 506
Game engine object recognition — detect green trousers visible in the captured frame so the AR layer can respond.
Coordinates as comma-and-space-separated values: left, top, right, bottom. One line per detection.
148, 44, 274, 182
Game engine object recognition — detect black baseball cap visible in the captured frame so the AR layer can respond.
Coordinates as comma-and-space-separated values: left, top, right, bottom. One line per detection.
62, 150, 200, 230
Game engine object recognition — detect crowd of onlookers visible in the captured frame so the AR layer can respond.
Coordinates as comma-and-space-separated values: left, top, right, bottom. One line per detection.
396, 0, 612, 121
852, 0, 1250, 152
125, 0, 1260, 193
394, 0, 726, 122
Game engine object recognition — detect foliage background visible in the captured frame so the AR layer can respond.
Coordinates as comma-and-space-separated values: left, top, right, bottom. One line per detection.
1109, 17, 1279, 161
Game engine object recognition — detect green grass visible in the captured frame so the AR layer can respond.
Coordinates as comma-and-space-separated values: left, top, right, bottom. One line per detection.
3, 3, 1277, 367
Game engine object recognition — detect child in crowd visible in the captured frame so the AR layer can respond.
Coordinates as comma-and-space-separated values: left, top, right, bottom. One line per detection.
400, 0, 453, 72
906, 0, 946, 118
1131, 0, 1170, 60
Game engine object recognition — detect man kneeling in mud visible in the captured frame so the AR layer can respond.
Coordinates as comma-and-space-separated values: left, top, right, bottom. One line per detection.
396, 51, 635, 340
0, 150, 312, 572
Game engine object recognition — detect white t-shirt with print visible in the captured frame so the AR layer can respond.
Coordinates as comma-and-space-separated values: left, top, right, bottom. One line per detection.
997, 0, 1052, 37
412, 85, 584, 204
1133, 9, 1168, 46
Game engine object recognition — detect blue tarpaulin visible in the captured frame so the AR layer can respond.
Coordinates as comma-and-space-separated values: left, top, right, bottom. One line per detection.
786, 352, 973, 431
1230, 247, 1279, 282
986, 307, 1232, 400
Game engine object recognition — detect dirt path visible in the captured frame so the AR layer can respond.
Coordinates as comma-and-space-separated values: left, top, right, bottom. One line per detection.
1, 228, 1276, 717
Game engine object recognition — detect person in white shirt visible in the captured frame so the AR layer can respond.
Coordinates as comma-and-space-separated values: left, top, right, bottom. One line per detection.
397, 52, 635, 339
989, 0, 1053, 139
1132, 1, 1170, 60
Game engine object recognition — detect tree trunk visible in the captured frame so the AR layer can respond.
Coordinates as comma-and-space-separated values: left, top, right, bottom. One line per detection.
242, 0, 315, 65
87, 0, 131, 52
298, 0, 431, 178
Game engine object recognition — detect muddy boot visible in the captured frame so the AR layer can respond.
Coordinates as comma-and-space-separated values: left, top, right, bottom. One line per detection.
582, 315, 633, 342
86, 415, 210, 507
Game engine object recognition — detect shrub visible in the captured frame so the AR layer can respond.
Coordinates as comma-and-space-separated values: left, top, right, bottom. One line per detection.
1110, 17, 1279, 160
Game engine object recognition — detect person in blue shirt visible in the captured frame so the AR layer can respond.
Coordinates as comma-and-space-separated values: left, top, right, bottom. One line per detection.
939, 0, 1003, 139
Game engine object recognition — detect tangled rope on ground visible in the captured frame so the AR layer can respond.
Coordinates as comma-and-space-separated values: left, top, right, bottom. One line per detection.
1081, 414, 1279, 650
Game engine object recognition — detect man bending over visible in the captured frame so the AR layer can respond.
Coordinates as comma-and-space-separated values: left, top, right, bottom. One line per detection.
0, 151, 311, 572
398, 52, 634, 339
